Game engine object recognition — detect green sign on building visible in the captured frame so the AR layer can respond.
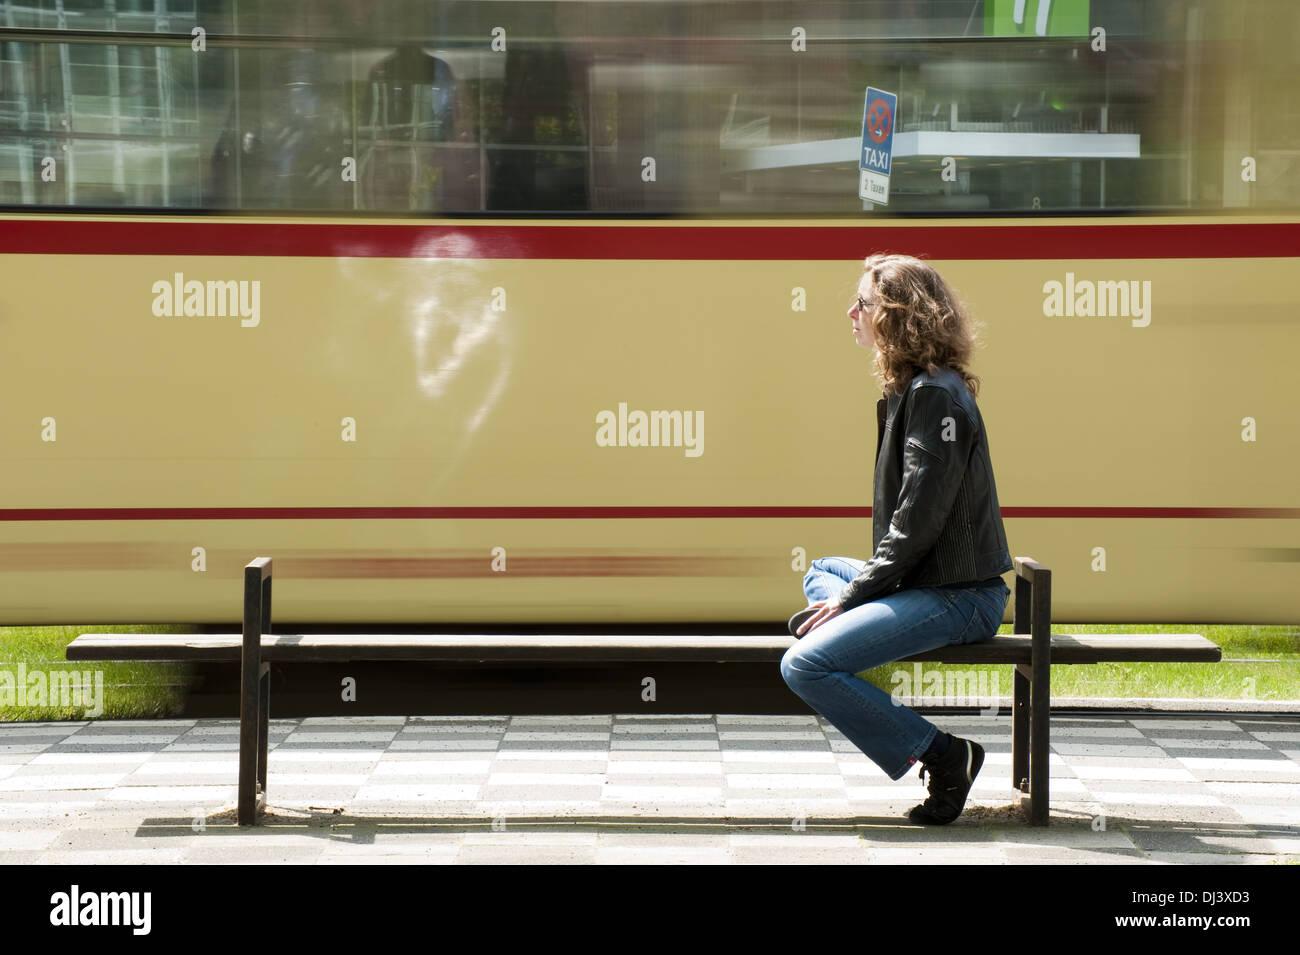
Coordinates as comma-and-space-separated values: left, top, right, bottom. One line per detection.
985, 0, 1090, 38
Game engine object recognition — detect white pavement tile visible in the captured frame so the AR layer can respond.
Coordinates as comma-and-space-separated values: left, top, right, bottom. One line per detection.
460, 830, 600, 846
1071, 765, 1199, 781
1093, 791, 1224, 806
724, 798, 853, 813
104, 786, 235, 802
725, 774, 846, 789
132, 761, 238, 775
266, 773, 369, 786
0, 800, 97, 818
316, 852, 459, 865
1178, 757, 1300, 775
1050, 743, 1169, 757
270, 751, 381, 763
29, 752, 154, 765
1153, 738, 1270, 750
601, 786, 723, 803
39, 850, 187, 864
971, 774, 1088, 794
728, 832, 865, 848
352, 784, 480, 801
845, 784, 919, 800
493, 750, 607, 762
596, 848, 730, 863
487, 773, 605, 786
992, 828, 1137, 849
868, 847, 1008, 863
605, 761, 723, 775
475, 800, 604, 814
0, 773, 128, 791
371, 760, 492, 776
1205, 781, 1300, 798
836, 764, 893, 780
1228, 805, 1300, 826
1065, 754, 1194, 767
0, 829, 60, 850
720, 750, 836, 763
1131, 720, 1253, 730
1143, 852, 1272, 866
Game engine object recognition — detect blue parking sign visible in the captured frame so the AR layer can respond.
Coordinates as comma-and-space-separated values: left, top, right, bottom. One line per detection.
860, 87, 897, 204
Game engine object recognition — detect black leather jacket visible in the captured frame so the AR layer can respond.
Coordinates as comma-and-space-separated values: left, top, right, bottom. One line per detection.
833, 365, 1013, 611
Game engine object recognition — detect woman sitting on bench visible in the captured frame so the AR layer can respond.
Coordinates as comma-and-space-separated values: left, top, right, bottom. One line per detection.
781, 252, 1014, 825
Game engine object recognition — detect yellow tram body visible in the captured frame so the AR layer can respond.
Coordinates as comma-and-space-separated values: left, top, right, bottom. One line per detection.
1, 212, 1297, 623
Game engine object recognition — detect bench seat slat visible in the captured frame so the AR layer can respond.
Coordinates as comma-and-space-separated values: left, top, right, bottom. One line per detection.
66, 632, 1222, 665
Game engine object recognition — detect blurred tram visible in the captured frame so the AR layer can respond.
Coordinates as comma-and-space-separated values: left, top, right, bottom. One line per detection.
1, 0, 1299, 624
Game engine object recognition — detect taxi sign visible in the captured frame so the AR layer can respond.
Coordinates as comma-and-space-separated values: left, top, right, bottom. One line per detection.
859, 87, 897, 205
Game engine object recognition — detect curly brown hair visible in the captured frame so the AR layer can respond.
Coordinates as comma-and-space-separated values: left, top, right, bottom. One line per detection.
860, 252, 983, 398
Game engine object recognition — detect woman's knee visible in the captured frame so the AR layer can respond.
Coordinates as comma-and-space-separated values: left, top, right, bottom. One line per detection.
803, 556, 851, 592
807, 556, 846, 574
779, 645, 815, 686
802, 557, 829, 587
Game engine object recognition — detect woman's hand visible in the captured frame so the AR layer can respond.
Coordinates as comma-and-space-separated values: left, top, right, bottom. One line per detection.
797, 598, 844, 636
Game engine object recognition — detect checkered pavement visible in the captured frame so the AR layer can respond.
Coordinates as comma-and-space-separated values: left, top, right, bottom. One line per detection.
1, 713, 1297, 863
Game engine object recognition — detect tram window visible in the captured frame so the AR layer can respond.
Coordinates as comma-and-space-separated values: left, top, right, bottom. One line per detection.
0, 0, 1296, 214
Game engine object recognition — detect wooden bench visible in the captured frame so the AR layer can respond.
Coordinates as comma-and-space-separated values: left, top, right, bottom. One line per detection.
66, 556, 1221, 827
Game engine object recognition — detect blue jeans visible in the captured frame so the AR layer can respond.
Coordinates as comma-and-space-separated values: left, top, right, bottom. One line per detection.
779, 556, 1011, 781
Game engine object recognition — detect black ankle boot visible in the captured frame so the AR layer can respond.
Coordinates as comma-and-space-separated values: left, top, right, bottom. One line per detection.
907, 735, 985, 825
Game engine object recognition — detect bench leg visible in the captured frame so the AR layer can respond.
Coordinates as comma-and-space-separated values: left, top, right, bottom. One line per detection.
238, 660, 268, 827
239, 560, 272, 827
1012, 663, 1030, 794
1012, 559, 1052, 826
237, 664, 270, 827
257, 663, 270, 798
1029, 649, 1050, 828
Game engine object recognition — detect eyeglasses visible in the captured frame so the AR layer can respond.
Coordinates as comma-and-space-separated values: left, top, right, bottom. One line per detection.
854, 295, 876, 313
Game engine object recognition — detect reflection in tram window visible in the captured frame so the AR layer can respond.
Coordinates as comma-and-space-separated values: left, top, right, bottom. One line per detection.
0, 0, 1296, 214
